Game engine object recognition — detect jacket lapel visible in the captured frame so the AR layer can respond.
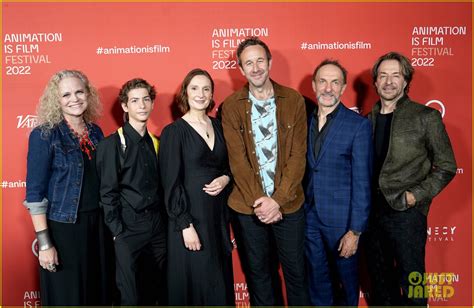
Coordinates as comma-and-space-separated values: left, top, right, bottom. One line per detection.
314, 104, 346, 166
307, 115, 317, 167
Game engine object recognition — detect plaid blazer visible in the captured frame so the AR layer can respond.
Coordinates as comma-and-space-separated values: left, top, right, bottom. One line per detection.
304, 103, 372, 232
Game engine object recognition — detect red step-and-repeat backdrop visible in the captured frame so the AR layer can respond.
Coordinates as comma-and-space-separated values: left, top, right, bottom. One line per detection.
2, 2, 471, 306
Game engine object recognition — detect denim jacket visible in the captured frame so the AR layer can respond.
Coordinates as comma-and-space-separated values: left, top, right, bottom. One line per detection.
24, 121, 104, 223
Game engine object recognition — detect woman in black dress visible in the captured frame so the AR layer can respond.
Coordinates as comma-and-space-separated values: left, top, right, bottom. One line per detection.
23, 70, 113, 305
159, 68, 234, 305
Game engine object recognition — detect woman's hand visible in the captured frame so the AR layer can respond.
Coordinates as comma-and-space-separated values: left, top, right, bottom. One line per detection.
182, 224, 201, 251
203, 175, 230, 196
39, 246, 59, 272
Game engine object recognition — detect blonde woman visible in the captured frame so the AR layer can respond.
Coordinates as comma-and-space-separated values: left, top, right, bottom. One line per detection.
23, 70, 112, 305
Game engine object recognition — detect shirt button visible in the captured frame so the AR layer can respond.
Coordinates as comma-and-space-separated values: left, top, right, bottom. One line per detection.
148, 196, 151, 200
78, 163, 82, 167
288, 125, 291, 128
252, 151, 255, 154
248, 130, 252, 134
246, 111, 249, 114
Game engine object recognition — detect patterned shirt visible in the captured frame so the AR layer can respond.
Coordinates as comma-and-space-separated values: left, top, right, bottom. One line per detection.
249, 91, 278, 196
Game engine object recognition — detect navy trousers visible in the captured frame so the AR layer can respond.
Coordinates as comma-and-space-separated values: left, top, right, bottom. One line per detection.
305, 205, 360, 306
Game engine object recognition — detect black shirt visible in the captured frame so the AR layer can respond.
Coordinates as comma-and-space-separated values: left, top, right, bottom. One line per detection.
96, 122, 161, 236
374, 112, 393, 187
78, 150, 100, 213
312, 103, 341, 159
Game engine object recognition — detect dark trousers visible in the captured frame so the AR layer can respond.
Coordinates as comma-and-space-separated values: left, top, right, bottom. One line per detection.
114, 206, 166, 306
232, 207, 309, 306
305, 206, 360, 306
365, 193, 428, 306
41, 211, 114, 306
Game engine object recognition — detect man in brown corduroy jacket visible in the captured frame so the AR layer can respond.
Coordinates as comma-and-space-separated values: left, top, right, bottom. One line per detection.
221, 36, 309, 306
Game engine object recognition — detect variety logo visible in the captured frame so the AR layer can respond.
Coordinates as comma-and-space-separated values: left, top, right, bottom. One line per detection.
17, 114, 38, 129
425, 100, 445, 118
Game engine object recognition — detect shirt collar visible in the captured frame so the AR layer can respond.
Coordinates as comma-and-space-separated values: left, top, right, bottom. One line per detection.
123, 121, 149, 144
248, 91, 275, 106
238, 79, 286, 101
374, 94, 409, 114
313, 101, 342, 119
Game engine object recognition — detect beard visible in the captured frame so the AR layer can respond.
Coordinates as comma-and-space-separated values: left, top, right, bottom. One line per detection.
317, 93, 339, 107
378, 86, 404, 102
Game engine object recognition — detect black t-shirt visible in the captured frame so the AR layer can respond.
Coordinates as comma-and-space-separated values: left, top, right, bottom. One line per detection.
78, 150, 100, 212
373, 112, 393, 187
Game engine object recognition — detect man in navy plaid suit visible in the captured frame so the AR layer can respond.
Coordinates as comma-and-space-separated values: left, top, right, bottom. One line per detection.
304, 59, 372, 306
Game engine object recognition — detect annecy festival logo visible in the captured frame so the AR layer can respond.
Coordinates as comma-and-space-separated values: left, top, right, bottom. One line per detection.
427, 225, 456, 242
408, 271, 456, 301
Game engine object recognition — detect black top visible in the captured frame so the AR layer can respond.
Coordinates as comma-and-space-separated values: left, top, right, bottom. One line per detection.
312, 103, 341, 160
96, 122, 161, 236
78, 150, 100, 213
374, 112, 393, 187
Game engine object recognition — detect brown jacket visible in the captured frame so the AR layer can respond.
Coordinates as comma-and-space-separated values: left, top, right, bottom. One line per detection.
221, 80, 307, 215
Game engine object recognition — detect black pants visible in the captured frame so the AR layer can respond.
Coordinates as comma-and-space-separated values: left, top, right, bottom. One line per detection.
365, 193, 428, 306
232, 207, 309, 306
114, 206, 166, 305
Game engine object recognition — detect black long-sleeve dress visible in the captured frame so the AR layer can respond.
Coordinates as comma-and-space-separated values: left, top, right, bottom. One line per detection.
159, 117, 234, 306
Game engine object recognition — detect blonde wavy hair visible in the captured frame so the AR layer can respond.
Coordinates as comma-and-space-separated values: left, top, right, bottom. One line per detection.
37, 70, 102, 130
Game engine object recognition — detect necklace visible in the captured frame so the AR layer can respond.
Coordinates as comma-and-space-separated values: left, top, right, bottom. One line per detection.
185, 115, 211, 139
205, 121, 210, 139
64, 119, 95, 160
